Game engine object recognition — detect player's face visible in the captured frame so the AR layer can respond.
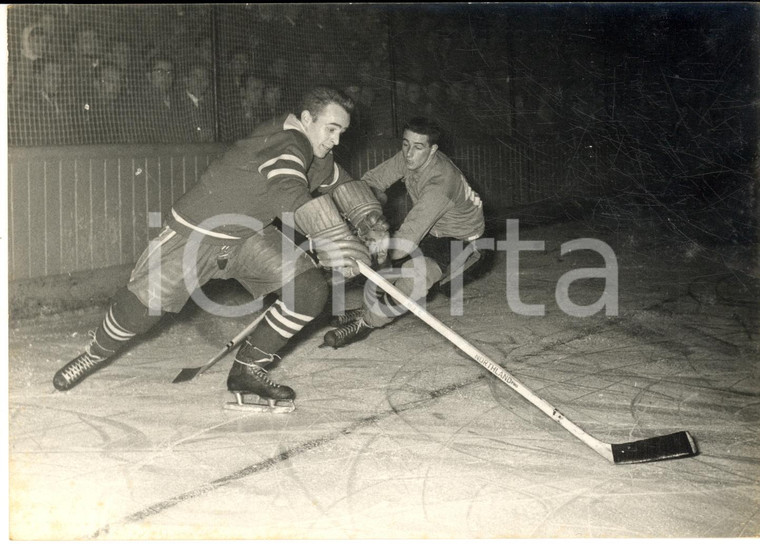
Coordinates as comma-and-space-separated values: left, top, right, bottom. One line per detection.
402, 130, 437, 170
302, 103, 350, 158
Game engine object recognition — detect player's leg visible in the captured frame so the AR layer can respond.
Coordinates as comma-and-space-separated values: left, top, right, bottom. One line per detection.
323, 253, 443, 348
53, 228, 219, 390
226, 227, 329, 411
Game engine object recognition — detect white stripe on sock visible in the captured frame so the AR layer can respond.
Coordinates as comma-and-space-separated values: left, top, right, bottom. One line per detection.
264, 314, 295, 338
102, 312, 135, 341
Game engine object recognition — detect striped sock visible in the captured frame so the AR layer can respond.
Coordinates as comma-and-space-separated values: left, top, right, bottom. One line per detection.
92, 305, 137, 356
91, 287, 162, 357
236, 299, 315, 362
264, 299, 313, 339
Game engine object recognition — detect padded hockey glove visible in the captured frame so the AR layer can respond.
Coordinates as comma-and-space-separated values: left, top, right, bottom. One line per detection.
332, 180, 390, 266
294, 195, 371, 279
355, 210, 390, 266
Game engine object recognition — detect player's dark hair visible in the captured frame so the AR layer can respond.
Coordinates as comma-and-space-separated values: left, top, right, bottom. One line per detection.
404, 117, 442, 146
298, 86, 354, 119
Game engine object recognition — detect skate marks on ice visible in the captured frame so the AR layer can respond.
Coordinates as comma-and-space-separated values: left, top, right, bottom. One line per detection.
9, 235, 760, 538
85, 377, 484, 539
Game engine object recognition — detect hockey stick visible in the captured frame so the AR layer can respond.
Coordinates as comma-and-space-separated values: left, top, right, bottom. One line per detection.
172, 306, 270, 383
356, 260, 698, 464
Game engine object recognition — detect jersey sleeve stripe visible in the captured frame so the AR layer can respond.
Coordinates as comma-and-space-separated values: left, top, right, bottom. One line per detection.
267, 168, 308, 182
319, 163, 341, 188
258, 154, 305, 174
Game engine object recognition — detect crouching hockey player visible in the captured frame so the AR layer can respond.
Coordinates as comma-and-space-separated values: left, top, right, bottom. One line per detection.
52, 86, 388, 413
323, 116, 488, 349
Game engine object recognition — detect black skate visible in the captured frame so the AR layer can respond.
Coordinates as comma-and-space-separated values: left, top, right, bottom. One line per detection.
322, 318, 373, 349
329, 307, 364, 327
225, 360, 296, 413
53, 335, 114, 391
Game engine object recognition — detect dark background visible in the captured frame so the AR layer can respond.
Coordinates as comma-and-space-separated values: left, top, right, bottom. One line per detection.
6, 3, 759, 268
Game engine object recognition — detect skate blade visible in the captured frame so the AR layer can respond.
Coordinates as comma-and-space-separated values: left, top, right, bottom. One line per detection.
224, 393, 295, 414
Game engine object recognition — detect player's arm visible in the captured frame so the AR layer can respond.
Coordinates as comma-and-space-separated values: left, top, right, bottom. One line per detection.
311, 155, 355, 196
361, 152, 407, 205
258, 138, 317, 217
392, 176, 454, 260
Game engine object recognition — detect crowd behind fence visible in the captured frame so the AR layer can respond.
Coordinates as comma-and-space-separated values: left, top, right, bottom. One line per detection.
8, 4, 609, 152
7, 5, 527, 148
8, 4, 752, 246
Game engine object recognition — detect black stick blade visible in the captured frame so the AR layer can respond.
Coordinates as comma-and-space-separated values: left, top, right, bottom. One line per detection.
612, 431, 698, 464
172, 368, 201, 384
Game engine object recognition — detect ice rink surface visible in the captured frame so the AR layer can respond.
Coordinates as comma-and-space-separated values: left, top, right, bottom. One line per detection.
8, 220, 760, 539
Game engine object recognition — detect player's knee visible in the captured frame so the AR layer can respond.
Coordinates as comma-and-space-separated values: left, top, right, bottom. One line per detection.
291, 267, 330, 317
401, 257, 442, 290
112, 287, 163, 335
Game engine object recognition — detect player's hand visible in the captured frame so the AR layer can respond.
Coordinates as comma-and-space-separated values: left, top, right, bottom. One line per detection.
312, 236, 371, 278
356, 211, 390, 266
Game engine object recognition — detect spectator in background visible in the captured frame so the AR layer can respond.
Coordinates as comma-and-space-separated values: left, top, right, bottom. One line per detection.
137, 55, 180, 142
194, 35, 215, 68
422, 80, 445, 120
343, 85, 361, 105
176, 62, 215, 142
354, 59, 393, 137
266, 56, 294, 108
9, 57, 69, 145
343, 84, 363, 134
356, 60, 377, 90
306, 52, 325, 82
400, 80, 426, 121
321, 59, 341, 87
105, 38, 136, 91
343, 83, 383, 140
439, 78, 468, 139
359, 84, 393, 137
263, 82, 284, 119
226, 48, 252, 96
462, 79, 480, 117
76, 61, 131, 143
106, 38, 133, 73
227, 72, 267, 139
461, 78, 483, 140
106, 38, 137, 111
11, 20, 50, 98
69, 26, 105, 108
395, 79, 408, 109
71, 26, 103, 73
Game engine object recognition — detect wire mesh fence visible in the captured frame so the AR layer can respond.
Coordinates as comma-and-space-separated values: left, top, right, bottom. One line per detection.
6, 4, 757, 250
6, 4, 395, 146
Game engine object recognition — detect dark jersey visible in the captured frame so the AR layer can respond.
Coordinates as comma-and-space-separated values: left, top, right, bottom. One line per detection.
169, 113, 352, 245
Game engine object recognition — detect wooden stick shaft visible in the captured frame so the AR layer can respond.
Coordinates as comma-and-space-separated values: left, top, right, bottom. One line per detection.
198, 307, 269, 375
357, 261, 613, 462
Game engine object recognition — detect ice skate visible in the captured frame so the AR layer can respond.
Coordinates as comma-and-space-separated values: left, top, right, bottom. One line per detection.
53, 332, 115, 391
225, 359, 296, 413
329, 307, 364, 327
322, 318, 373, 348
